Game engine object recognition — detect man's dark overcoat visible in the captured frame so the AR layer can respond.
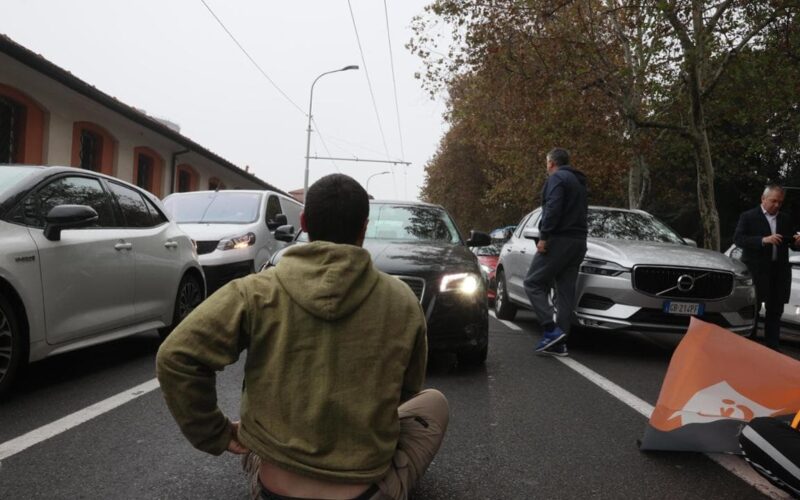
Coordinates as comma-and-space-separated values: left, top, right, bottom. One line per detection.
733, 206, 796, 303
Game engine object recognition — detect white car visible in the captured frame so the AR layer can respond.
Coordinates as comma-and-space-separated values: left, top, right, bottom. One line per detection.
0, 165, 205, 396
163, 190, 302, 292
725, 245, 800, 329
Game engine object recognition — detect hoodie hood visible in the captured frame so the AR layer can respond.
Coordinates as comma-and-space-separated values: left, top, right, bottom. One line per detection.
274, 240, 378, 321
558, 165, 587, 186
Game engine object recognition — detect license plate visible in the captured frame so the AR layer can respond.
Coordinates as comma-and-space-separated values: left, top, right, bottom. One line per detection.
663, 301, 704, 316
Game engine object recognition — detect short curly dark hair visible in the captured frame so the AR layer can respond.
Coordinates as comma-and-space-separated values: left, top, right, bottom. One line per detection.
304, 174, 369, 244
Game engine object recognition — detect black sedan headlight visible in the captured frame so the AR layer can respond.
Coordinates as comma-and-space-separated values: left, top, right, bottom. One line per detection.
440, 272, 481, 295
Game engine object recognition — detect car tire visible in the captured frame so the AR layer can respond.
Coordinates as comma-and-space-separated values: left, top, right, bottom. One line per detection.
0, 294, 25, 396
158, 274, 204, 340
457, 345, 488, 367
494, 270, 517, 320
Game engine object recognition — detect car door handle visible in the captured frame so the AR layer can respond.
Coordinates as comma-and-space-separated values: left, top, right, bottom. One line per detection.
164, 241, 179, 249
520, 249, 526, 254
114, 242, 133, 251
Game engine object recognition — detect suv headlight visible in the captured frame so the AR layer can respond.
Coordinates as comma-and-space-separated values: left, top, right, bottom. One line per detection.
217, 232, 256, 251
580, 259, 628, 277
440, 272, 481, 295
735, 271, 753, 286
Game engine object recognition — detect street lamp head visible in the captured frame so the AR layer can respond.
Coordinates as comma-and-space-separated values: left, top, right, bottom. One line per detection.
342, 65, 359, 71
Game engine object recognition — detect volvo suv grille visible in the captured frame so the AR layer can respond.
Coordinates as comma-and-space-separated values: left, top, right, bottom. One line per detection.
632, 266, 734, 300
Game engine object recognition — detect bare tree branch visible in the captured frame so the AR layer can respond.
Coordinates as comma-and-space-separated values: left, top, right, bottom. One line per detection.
705, 0, 736, 34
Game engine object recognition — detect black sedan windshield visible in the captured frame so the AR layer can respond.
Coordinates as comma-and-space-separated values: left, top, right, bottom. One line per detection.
588, 209, 684, 244
365, 204, 460, 243
164, 192, 262, 224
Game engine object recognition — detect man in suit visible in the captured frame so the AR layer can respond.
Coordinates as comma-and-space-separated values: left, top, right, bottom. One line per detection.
734, 184, 800, 351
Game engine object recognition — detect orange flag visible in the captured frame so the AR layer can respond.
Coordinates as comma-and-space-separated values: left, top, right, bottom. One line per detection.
640, 318, 800, 453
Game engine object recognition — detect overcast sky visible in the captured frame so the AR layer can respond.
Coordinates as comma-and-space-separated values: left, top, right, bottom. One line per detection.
0, 0, 448, 200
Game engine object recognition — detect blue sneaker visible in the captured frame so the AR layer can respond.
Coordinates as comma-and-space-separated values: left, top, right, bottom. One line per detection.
535, 327, 566, 352
538, 343, 568, 357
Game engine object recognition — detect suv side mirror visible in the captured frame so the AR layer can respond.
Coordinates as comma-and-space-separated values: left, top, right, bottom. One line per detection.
522, 228, 540, 241
682, 237, 698, 247
466, 230, 491, 247
274, 224, 295, 242
267, 213, 289, 231
43, 204, 98, 241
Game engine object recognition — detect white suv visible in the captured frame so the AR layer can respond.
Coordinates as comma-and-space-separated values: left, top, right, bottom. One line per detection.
163, 190, 302, 292
0, 165, 205, 396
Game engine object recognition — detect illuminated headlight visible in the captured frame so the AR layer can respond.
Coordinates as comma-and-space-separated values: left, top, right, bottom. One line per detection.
735, 272, 753, 286
217, 232, 256, 251
580, 259, 628, 276
440, 273, 481, 294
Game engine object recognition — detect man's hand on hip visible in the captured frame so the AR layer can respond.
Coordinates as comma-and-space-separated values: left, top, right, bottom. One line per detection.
537, 240, 548, 253
227, 421, 250, 455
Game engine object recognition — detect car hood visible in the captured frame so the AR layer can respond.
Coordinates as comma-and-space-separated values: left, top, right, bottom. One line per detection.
175, 223, 251, 241
587, 238, 748, 273
363, 240, 479, 276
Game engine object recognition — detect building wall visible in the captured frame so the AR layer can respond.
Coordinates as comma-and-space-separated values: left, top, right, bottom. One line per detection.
0, 51, 267, 197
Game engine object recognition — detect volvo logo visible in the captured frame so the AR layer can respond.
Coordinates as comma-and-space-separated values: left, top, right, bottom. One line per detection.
676, 274, 695, 292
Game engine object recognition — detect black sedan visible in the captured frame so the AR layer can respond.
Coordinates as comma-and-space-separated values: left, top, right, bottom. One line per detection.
267, 200, 492, 366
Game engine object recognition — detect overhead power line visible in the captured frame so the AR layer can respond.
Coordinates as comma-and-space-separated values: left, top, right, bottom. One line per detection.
346, 0, 392, 162
199, 0, 306, 116
383, 0, 405, 161
311, 118, 342, 173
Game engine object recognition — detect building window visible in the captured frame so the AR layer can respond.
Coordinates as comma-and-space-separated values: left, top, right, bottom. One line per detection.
176, 164, 198, 193
79, 129, 102, 171
0, 84, 45, 165
133, 147, 164, 197
0, 96, 24, 164
71, 122, 115, 175
136, 154, 153, 189
178, 169, 191, 192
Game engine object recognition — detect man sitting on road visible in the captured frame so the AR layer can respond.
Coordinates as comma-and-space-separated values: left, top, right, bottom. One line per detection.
156, 173, 448, 500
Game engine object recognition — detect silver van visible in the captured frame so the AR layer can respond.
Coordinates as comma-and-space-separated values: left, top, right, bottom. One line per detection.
163, 190, 302, 292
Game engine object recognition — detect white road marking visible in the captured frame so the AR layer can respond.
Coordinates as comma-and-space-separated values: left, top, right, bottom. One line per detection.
0, 378, 160, 461
488, 310, 521, 331
556, 356, 790, 499
557, 357, 654, 417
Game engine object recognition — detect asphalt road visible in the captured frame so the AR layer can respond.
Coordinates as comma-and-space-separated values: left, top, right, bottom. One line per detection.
0, 312, 798, 499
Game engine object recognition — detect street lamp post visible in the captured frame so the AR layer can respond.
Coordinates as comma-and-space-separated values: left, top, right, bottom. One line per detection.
366, 171, 390, 195
303, 65, 359, 198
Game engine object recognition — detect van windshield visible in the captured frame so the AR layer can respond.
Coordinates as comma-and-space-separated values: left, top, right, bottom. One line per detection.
164, 192, 263, 224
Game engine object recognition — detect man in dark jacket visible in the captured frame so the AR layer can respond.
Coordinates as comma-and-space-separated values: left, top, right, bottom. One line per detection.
734, 184, 800, 351
523, 148, 588, 356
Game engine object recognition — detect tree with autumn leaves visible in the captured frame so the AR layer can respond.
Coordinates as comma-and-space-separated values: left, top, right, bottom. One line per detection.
412, 0, 800, 249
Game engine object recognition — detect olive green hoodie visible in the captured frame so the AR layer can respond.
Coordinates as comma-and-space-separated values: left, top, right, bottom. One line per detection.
156, 241, 427, 483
